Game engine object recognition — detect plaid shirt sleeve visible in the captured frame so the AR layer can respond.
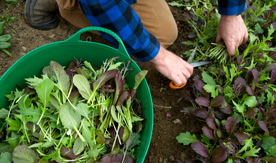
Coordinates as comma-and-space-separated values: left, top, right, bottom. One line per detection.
78, 0, 160, 62
218, 0, 247, 16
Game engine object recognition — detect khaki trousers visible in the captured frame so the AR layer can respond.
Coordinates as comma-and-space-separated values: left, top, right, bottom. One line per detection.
56, 0, 178, 48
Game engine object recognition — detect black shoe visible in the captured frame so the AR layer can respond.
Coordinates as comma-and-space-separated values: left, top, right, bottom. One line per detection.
24, 0, 59, 30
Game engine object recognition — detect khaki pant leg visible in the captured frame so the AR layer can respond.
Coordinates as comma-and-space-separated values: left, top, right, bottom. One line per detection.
131, 0, 178, 48
56, 0, 177, 48
56, 0, 92, 29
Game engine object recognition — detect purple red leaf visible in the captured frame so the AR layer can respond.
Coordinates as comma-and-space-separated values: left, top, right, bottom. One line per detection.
246, 157, 255, 163
210, 146, 227, 163
191, 142, 210, 158
246, 85, 254, 96
116, 90, 129, 106
210, 96, 225, 107
237, 55, 243, 64
206, 117, 217, 130
258, 121, 269, 136
247, 69, 253, 84
219, 102, 233, 114
93, 70, 118, 91
244, 108, 256, 119
225, 117, 237, 134
233, 77, 247, 96
115, 73, 124, 97
195, 97, 210, 107
269, 69, 276, 84
194, 80, 209, 97
234, 132, 250, 145
202, 126, 214, 140
101, 154, 135, 163
193, 108, 208, 119
273, 22, 276, 30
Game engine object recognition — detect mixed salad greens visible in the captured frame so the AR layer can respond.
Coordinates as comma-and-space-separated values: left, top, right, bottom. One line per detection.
0, 57, 148, 163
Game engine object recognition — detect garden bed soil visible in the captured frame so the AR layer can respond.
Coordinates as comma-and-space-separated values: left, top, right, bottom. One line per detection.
0, 0, 203, 162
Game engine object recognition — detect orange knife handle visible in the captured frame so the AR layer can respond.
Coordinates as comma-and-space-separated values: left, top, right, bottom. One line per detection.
169, 80, 187, 89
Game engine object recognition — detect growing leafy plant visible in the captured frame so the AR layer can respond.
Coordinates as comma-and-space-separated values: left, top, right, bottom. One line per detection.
5, 0, 18, 8
0, 14, 16, 33
173, 0, 276, 162
0, 21, 13, 58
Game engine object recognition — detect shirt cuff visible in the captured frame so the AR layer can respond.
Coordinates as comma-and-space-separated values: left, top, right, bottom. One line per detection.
218, 2, 247, 16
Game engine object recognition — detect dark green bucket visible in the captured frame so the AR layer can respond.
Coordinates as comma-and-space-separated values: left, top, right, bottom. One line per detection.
0, 27, 153, 162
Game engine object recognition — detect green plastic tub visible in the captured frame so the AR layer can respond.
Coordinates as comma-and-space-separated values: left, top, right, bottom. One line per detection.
0, 27, 153, 162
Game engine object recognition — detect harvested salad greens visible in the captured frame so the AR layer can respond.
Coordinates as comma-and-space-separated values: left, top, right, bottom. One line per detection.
0, 57, 148, 163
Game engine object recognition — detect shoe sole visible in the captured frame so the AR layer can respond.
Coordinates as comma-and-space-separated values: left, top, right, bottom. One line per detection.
24, 0, 59, 30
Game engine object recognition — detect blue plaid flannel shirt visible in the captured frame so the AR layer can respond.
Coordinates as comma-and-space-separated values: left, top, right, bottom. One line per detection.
218, 0, 247, 15
78, 0, 247, 62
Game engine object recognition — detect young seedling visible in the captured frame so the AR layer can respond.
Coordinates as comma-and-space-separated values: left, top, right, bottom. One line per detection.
0, 21, 13, 58
0, 14, 16, 33
5, 0, 18, 8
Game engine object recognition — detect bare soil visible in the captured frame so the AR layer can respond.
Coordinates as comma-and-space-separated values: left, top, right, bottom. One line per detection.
0, 0, 203, 162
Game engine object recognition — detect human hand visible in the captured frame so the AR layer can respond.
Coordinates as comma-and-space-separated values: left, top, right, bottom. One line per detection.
150, 46, 193, 87
216, 15, 248, 56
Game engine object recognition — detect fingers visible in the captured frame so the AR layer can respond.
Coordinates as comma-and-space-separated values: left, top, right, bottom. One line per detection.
216, 33, 222, 43
224, 40, 236, 56
172, 75, 186, 87
173, 62, 193, 87
150, 46, 194, 88
243, 30, 249, 44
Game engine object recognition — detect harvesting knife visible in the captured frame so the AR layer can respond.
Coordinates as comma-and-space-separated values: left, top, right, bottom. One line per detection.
169, 46, 211, 89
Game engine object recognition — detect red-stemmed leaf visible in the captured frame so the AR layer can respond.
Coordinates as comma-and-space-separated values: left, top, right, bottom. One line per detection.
272, 22, 276, 30
193, 108, 208, 119
219, 102, 233, 114
202, 126, 214, 140
128, 89, 137, 101
194, 80, 209, 97
116, 90, 129, 106
270, 51, 276, 61
101, 154, 134, 163
66, 61, 77, 70
233, 77, 247, 96
246, 157, 255, 163
237, 55, 243, 64
247, 69, 253, 84
93, 70, 118, 91
206, 117, 217, 130
258, 121, 269, 136
234, 132, 250, 145
250, 6, 256, 12
269, 69, 276, 84
225, 117, 237, 134
210, 96, 225, 107
60, 146, 80, 160
191, 142, 210, 158
115, 73, 124, 96
211, 146, 227, 163
269, 63, 276, 75
246, 85, 254, 96
234, 159, 242, 163
195, 97, 210, 107
247, 68, 259, 87
244, 108, 256, 119
266, 41, 273, 48
252, 68, 259, 85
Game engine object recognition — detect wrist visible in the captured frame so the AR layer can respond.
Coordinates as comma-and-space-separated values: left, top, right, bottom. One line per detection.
221, 14, 242, 19
150, 45, 165, 64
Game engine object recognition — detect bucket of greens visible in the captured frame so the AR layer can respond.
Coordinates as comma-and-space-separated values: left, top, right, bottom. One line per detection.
0, 27, 153, 163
